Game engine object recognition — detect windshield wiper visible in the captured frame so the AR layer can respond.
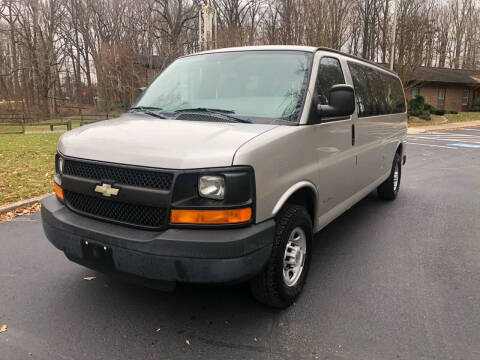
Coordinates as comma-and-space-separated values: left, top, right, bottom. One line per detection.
173, 108, 251, 123
129, 106, 164, 112
143, 110, 168, 119
129, 106, 168, 119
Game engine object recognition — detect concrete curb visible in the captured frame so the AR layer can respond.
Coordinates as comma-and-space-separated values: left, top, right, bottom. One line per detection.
0, 193, 52, 215
408, 120, 480, 134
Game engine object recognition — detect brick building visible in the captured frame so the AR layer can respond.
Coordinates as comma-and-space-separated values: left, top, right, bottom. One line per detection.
406, 67, 480, 112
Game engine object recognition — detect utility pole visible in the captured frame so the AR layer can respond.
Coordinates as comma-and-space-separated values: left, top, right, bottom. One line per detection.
198, 0, 218, 51
390, 0, 397, 71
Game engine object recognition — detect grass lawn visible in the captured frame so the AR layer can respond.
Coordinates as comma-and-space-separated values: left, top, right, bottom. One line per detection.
409, 112, 480, 127
444, 112, 480, 122
0, 133, 60, 205
408, 114, 447, 127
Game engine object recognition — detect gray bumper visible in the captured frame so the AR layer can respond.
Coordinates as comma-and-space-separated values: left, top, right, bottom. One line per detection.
41, 195, 274, 284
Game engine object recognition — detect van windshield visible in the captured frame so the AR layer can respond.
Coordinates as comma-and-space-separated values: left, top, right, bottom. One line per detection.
134, 51, 313, 124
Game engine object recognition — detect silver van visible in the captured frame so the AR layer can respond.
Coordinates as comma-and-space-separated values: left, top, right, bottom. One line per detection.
42, 46, 407, 308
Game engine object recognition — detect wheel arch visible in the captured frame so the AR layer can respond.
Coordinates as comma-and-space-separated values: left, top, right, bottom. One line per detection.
272, 181, 317, 225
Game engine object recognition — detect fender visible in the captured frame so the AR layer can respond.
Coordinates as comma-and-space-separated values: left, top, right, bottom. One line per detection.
271, 181, 318, 217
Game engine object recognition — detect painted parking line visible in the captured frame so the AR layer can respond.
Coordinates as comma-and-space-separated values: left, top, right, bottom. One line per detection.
447, 143, 480, 149
407, 131, 480, 150
408, 142, 458, 150
409, 137, 480, 144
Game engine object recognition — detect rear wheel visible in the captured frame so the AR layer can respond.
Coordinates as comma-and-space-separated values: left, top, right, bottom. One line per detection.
378, 152, 402, 200
250, 203, 312, 308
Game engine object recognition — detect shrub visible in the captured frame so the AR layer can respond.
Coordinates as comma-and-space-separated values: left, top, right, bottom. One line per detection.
408, 95, 425, 114
419, 111, 431, 121
432, 109, 445, 115
424, 103, 434, 112
445, 110, 458, 114
472, 98, 480, 112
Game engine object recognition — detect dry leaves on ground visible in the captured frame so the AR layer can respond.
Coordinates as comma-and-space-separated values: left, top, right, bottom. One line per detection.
83, 276, 97, 281
0, 324, 7, 333
0, 202, 41, 223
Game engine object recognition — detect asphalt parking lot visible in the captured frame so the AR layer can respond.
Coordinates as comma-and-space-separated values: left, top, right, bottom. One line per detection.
1, 129, 480, 360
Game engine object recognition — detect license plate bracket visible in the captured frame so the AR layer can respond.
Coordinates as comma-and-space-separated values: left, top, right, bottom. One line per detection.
81, 241, 114, 268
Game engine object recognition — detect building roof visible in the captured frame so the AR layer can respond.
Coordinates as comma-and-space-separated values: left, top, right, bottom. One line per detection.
411, 67, 480, 85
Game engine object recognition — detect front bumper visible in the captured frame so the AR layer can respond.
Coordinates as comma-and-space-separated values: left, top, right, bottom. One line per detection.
41, 195, 275, 284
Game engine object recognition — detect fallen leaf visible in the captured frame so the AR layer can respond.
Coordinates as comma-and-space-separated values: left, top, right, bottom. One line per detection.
83, 276, 96, 281
254, 337, 258, 342
0, 202, 41, 223
156, 328, 161, 332
0, 324, 7, 333
186, 339, 190, 345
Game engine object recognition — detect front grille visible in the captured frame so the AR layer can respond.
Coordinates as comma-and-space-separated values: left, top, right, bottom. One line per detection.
64, 191, 167, 229
63, 159, 173, 190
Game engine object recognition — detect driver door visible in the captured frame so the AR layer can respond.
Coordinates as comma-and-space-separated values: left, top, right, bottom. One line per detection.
313, 56, 357, 218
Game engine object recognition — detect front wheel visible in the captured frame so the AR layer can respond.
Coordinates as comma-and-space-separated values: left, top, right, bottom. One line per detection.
378, 152, 402, 200
250, 204, 312, 308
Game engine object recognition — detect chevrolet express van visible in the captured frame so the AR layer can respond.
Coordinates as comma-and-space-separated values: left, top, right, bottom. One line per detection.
41, 46, 407, 308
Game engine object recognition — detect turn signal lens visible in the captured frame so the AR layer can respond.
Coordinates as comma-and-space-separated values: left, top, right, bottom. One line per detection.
54, 181, 64, 201
170, 208, 252, 225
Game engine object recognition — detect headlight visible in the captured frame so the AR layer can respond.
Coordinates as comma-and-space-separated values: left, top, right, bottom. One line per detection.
56, 155, 64, 174
58, 157, 64, 174
198, 175, 225, 200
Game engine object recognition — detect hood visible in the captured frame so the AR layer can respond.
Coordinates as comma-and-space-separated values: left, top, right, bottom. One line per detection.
58, 113, 279, 169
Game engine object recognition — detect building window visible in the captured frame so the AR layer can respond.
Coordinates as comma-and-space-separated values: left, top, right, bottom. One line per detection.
438, 88, 446, 105
411, 87, 419, 98
462, 89, 469, 106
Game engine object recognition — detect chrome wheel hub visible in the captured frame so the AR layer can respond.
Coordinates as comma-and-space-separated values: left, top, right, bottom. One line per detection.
393, 163, 400, 191
283, 227, 307, 287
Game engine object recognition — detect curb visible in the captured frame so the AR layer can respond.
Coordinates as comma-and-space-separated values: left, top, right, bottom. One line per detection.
0, 193, 52, 215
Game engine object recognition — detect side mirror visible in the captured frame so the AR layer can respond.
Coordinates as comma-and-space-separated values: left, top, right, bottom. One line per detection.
316, 84, 355, 119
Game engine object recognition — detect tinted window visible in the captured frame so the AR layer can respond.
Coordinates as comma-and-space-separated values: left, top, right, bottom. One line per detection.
317, 57, 345, 105
348, 62, 405, 117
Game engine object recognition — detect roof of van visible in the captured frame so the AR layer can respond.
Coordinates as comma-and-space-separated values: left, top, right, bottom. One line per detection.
196, 45, 318, 54
194, 45, 397, 76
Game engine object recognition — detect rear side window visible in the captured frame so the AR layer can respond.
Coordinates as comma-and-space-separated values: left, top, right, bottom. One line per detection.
317, 57, 345, 105
348, 62, 405, 117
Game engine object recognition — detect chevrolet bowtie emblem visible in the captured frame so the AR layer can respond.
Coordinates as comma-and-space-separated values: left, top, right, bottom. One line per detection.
94, 183, 120, 197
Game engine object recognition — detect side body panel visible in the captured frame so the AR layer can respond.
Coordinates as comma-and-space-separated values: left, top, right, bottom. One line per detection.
233, 125, 321, 227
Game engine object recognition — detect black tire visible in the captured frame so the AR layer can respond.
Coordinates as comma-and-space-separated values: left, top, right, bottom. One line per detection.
250, 203, 313, 308
378, 152, 402, 200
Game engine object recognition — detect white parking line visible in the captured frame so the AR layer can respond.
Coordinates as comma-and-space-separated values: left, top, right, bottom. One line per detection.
408, 142, 459, 149
409, 137, 480, 144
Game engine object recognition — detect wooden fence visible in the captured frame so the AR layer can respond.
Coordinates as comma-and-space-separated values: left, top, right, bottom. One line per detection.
0, 112, 111, 134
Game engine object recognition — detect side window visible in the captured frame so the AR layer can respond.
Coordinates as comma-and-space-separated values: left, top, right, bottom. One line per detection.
316, 57, 345, 105
389, 75, 406, 113
348, 61, 406, 117
348, 62, 371, 117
